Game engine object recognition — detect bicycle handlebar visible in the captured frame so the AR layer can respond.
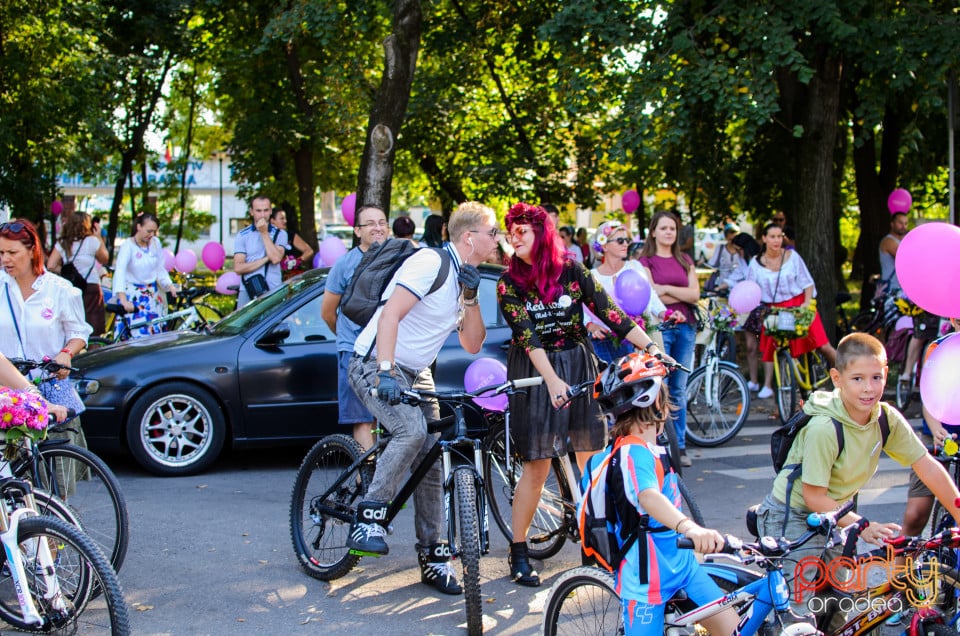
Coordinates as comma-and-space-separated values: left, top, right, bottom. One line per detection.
369, 376, 543, 405
8, 358, 79, 375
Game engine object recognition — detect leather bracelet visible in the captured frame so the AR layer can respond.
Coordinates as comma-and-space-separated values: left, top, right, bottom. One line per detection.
60, 348, 73, 357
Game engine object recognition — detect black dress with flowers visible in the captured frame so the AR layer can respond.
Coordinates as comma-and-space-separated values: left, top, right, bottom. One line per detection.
497, 260, 637, 460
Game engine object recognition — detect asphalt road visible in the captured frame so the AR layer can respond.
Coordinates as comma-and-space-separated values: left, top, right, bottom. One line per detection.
81, 393, 923, 635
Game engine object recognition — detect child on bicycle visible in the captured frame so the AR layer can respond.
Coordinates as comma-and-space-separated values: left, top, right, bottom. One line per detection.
753, 332, 960, 617
901, 318, 959, 537
588, 352, 739, 635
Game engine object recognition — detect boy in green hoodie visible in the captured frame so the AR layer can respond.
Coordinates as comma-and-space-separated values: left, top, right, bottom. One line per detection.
754, 332, 960, 615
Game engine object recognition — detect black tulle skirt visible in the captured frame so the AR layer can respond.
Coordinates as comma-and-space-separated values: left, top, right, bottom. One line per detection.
506, 341, 607, 461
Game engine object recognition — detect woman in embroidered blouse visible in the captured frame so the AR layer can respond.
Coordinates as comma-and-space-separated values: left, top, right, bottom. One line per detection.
47, 212, 109, 336
113, 212, 177, 339
0, 219, 90, 451
587, 220, 668, 364
497, 203, 663, 588
748, 222, 837, 399
638, 211, 699, 468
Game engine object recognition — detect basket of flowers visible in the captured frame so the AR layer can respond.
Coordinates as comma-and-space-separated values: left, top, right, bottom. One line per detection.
763, 300, 817, 340
711, 304, 738, 332
0, 388, 51, 458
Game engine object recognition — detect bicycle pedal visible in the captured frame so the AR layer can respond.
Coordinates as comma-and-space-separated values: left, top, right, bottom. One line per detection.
348, 549, 384, 557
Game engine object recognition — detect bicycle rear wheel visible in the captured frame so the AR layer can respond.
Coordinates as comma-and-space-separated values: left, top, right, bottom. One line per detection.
482, 422, 570, 560
453, 468, 482, 636
16, 443, 130, 573
807, 350, 831, 391
542, 566, 622, 636
896, 367, 916, 411
289, 434, 372, 581
775, 352, 798, 424
685, 362, 750, 447
0, 514, 129, 635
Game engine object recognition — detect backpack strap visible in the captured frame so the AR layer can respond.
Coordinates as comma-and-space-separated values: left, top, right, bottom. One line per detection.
425, 247, 452, 297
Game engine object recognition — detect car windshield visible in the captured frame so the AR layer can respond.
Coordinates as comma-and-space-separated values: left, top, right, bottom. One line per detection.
210, 272, 325, 336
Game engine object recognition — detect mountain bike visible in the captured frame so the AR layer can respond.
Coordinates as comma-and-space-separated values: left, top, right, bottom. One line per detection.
483, 374, 704, 561
7, 358, 129, 572
0, 476, 129, 634
685, 293, 750, 447
89, 284, 223, 347
289, 376, 543, 636
766, 306, 831, 424
541, 501, 857, 636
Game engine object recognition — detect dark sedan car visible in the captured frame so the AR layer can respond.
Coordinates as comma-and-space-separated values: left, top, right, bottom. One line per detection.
76, 265, 511, 476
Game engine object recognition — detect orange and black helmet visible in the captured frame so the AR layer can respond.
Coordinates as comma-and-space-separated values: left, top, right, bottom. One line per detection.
594, 352, 667, 416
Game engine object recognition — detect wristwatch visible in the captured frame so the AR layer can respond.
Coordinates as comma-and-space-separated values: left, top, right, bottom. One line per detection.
379, 360, 393, 373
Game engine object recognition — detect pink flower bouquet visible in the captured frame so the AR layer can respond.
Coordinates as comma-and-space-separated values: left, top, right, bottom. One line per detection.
0, 387, 50, 445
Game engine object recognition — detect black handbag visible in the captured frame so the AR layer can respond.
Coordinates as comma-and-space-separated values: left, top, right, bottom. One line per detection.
242, 273, 270, 299
58, 262, 88, 290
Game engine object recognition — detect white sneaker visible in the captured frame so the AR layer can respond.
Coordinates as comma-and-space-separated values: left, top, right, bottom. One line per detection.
757, 386, 774, 399
748, 381, 760, 392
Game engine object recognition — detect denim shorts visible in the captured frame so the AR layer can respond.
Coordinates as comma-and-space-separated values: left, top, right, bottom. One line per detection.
338, 350, 373, 425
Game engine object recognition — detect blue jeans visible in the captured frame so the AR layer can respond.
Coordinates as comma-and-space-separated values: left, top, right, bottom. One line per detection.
659, 322, 695, 450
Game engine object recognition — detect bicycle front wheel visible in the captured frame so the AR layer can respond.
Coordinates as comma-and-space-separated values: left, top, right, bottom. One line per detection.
454, 468, 482, 635
0, 515, 129, 635
483, 422, 570, 560
685, 362, 750, 447
18, 443, 130, 573
289, 434, 372, 581
542, 566, 622, 636
775, 352, 798, 424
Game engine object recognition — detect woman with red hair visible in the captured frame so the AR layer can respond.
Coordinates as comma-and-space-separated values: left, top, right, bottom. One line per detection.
497, 203, 664, 587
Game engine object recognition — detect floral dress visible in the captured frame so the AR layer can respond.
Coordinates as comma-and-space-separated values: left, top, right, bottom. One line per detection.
498, 261, 636, 460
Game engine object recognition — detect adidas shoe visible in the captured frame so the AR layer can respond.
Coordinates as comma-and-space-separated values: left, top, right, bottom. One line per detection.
417, 543, 462, 595
347, 502, 389, 556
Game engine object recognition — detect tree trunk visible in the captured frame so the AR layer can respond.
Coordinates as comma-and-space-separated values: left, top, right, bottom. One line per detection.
284, 41, 318, 250
356, 0, 422, 212
794, 51, 843, 342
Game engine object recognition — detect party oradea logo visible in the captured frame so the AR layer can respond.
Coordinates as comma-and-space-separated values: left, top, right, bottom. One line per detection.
793, 544, 941, 616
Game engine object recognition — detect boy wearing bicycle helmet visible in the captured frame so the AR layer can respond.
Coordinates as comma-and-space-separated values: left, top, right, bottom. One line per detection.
587, 352, 738, 635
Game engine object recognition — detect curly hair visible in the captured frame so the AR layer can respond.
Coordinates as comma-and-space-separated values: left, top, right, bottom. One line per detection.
505, 202, 565, 303
59, 212, 92, 259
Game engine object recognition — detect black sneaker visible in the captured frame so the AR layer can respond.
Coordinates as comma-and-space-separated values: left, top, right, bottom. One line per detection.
417, 543, 462, 595
347, 502, 389, 556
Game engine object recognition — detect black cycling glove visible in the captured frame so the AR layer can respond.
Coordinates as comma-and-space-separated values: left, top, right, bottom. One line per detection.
459, 264, 481, 300
376, 371, 402, 405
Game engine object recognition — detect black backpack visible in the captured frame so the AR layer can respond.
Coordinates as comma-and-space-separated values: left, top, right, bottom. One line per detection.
770, 407, 889, 534
339, 239, 452, 327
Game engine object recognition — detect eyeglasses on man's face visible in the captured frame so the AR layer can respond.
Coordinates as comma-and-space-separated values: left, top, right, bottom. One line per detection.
469, 227, 500, 239
357, 220, 389, 229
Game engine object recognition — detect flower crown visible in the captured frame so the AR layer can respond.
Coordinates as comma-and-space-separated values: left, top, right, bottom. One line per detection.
592, 221, 624, 254
505, 203, 547, 228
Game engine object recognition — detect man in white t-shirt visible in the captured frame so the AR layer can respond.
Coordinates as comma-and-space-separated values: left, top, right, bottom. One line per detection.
233, 194, 288, 308
346, 201, 499, 595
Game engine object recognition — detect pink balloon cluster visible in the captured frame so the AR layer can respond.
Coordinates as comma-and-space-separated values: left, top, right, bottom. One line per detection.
464, 358, 508, 412
896, 223, 960, 318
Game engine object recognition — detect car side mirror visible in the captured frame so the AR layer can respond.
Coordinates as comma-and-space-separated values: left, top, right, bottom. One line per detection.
257, 324, 291, 348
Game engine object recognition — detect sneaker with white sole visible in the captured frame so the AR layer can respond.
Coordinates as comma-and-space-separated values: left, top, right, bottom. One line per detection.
748, 381, 760, 392
347, 501, 390, 556
757, 386, 774, 399
417, 543, 462, 595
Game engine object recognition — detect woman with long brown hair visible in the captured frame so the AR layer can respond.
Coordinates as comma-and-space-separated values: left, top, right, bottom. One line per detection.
638, 211, 699, 467
47, 212, 109, 335
497, 202, 663, 587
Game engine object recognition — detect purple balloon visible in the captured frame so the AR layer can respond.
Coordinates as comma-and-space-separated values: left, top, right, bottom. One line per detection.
313, 252, 324, 268
215, 271, 241, 295
728, 280, 762, 314
464, 358, 508, 412
162, 248, 176, 272
174, 249, 198, 274
920, 333, 960, 423
897, 223, 960, 317
341, 193, 357, 226
887, 188, 912, 214
201, 241, 226, 271
319, 236, 347, 266
613, 269, 651, 316
622, 189, 640, 214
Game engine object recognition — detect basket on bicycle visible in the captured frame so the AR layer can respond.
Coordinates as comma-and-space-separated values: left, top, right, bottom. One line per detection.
762, 302, 816, 340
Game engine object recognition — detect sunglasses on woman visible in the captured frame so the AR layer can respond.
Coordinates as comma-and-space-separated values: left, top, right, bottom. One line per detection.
611, 237, 631, 245
0, 222, 25, 234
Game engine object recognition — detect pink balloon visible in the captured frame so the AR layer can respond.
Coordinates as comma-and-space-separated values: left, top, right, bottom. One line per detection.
319, 236, 347, 266
896, 223, 960, 317
201, 242, 226, 271
613, 269, 651, 315
215, 271, 241, 295
50, 200, 63, 216
728, 280, 762, 314
622, 190, 640, 214
341, 193, 357, 226
464, 358, 508, 412
920, 333, 960, 423
174, 249, 197, 274
162, 248, 176, 272
887, 188, 912, 214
